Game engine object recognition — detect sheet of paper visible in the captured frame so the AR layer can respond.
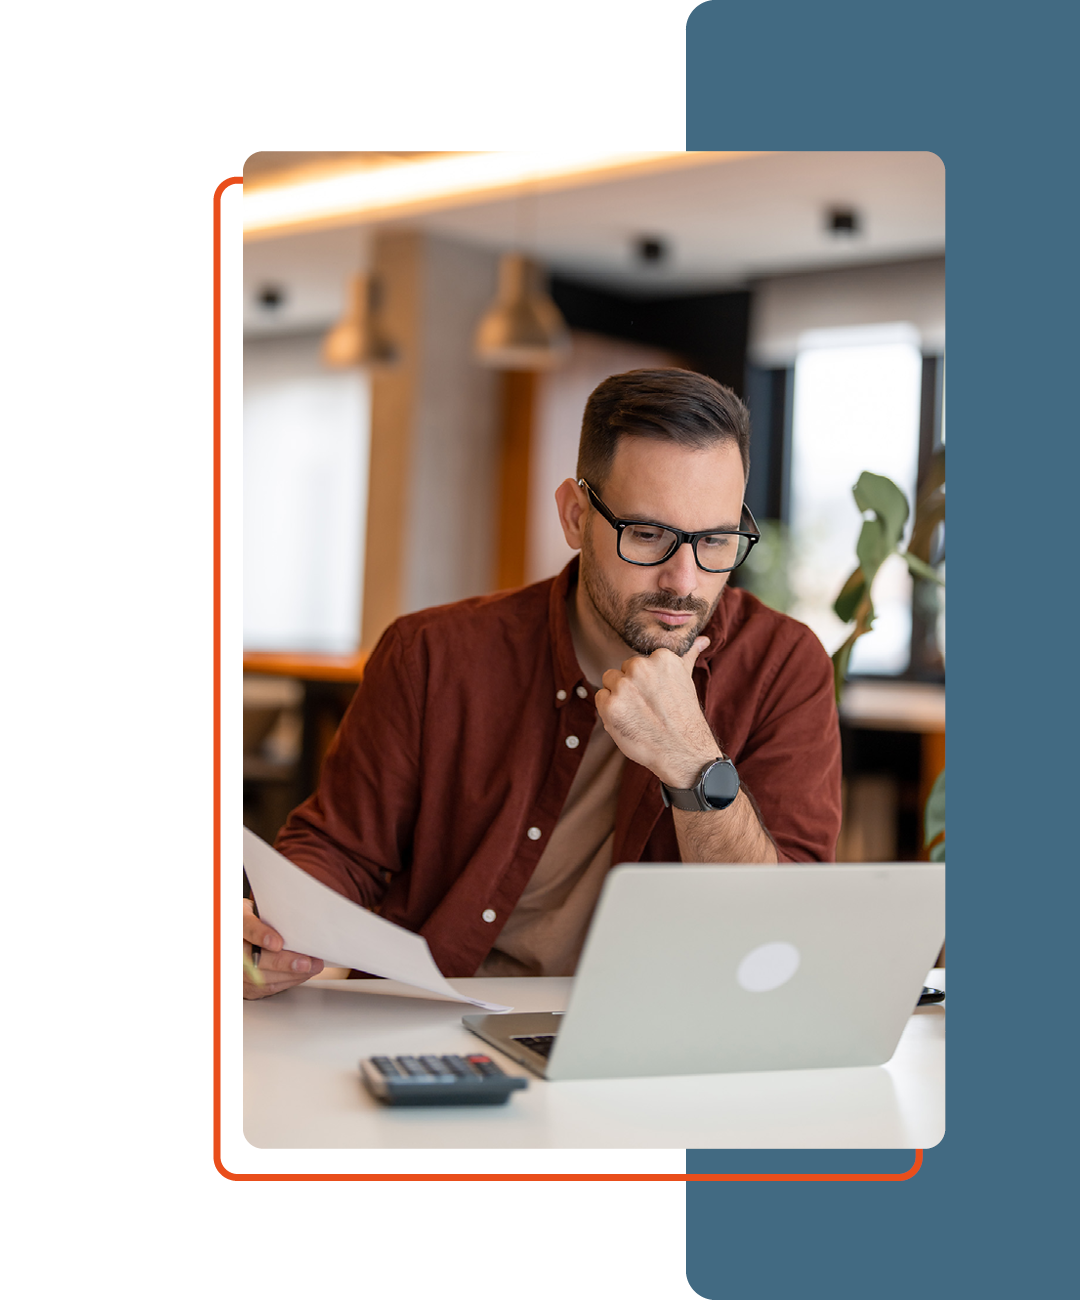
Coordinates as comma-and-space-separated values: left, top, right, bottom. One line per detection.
242, 828, 511, 1012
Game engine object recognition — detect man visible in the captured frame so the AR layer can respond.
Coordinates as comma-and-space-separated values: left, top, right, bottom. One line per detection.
244, 368, 842, 998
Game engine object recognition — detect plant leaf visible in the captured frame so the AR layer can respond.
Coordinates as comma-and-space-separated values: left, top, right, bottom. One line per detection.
833, 472, 912, 703
929, 840, 945, 863
903, 552, 945, 585
833, 567, 867, 623
924, 769, 946, 846
832, 635, 855, 702
853, 471, 909, 550
855, 516, 892, 586
831, 599, 874, 700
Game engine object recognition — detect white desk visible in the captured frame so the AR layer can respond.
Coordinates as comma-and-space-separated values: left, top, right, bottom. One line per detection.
244, 971, 944, 1150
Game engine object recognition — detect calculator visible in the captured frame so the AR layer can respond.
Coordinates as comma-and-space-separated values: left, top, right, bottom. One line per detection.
360, 1053, 529, 1106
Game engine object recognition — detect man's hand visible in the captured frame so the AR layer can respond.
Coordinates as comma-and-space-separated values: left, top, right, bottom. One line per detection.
243, 898, 324, 999
595, 636, 719, 787
596, 635, 777, 864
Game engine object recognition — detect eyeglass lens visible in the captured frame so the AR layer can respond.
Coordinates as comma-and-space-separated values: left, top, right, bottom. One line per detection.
618, 523, 753, 571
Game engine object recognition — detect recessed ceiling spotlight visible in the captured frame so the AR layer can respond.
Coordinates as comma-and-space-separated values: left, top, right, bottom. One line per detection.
826, 208, 860, 236
257, 284, 287, 309
635, 236, 668, 264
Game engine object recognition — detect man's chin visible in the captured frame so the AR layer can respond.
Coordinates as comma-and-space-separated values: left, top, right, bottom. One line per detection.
625, 618, 703, 657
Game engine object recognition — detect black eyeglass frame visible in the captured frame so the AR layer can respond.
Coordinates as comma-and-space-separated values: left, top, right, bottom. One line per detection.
578, 478, 761, 573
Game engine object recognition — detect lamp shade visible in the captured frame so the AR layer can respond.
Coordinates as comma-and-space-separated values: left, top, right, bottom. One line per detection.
474, 253, 570, 370
322, 272, 397, 369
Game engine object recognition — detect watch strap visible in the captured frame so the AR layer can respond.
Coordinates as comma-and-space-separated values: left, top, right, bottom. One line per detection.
660, 782, 711, 811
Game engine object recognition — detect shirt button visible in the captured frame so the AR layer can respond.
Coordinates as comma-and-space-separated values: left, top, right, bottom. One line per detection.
576, 685, 588, 698
566, 735, 580, 749
482, 908, 496, 923
556, 689, 567, 701
527, 826, 542, 840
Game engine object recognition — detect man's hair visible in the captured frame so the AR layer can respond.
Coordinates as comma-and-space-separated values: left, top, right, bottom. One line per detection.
576, 368, 751, 489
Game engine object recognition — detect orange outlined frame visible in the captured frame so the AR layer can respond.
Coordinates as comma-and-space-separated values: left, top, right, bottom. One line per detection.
212, 173, 922, 1185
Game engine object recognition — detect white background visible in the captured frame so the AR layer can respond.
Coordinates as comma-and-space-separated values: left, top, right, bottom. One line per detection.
3, 3, 703, 1298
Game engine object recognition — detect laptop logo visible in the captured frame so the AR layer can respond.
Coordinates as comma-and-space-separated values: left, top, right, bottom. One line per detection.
736, 941, 801, 992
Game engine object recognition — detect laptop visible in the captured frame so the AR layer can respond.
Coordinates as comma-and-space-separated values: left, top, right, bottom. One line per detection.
463, 862, 944, 1080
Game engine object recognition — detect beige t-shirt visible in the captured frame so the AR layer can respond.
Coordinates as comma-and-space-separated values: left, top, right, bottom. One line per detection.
475, 717, 627, 978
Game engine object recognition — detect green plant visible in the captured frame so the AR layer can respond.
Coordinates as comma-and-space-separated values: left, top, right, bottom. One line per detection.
830, 457, 945, 700
924, 768, 946, 862
831, 454, 946, 862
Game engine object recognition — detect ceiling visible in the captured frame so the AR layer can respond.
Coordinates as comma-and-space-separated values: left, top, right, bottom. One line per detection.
243, 151, 945, 338
244, 151, 449, 188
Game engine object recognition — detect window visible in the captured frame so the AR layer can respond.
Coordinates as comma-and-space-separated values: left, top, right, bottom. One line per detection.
244, 335, 370, 654
787, 323, 923, 675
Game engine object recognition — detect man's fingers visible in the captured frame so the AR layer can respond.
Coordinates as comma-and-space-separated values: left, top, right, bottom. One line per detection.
244, 972, 309, 998
243, 949, 325, 999
593, 686, 613, 732
683, 636, 710, 670
242, 903, 284, 952
242, 899, 325, 998
248, 981, 295, 997
251, 947, 324, 977
249, 968, 321, 992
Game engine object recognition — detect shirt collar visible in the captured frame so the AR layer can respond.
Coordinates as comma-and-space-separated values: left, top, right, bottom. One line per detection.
549, 557, 586, 706
695, 583, 733, 679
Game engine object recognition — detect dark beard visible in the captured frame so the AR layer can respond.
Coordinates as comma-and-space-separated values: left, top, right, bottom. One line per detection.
580, 530, 720, 657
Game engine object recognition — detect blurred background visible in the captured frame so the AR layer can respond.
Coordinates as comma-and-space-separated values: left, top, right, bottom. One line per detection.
242, 150, 945, 863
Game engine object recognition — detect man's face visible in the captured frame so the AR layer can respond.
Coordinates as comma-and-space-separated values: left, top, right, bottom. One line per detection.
578, 436, 747, 657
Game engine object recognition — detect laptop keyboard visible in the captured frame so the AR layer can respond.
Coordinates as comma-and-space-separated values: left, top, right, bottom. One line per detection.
511, 1034, 557, 1058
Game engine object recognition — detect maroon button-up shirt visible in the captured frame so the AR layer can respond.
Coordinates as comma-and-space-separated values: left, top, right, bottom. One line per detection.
275, 559, 842, 977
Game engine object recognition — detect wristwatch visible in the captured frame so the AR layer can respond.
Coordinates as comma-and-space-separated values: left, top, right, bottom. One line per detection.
660, 756, 740, 811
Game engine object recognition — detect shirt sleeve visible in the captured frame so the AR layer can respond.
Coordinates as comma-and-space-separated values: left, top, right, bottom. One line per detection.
733, 626, 843, 863
273, 622, 423, 908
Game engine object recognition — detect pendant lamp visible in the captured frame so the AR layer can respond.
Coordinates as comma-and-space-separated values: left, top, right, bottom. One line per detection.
474, 253, 570, 370
322, 272, 397, 369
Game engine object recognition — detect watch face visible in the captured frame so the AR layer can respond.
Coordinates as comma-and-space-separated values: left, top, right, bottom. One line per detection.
702, 759, 740, 809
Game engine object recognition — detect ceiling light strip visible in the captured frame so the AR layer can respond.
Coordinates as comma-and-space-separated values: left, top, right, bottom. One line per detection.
243, 151, 768, 239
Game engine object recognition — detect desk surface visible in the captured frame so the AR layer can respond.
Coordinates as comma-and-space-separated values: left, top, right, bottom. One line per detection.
244, 971, 944, 1150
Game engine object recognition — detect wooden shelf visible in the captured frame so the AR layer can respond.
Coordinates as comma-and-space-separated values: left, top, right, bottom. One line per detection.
243, 650, 367, 682
242, 756, 297, 783
839, 680, 945, 734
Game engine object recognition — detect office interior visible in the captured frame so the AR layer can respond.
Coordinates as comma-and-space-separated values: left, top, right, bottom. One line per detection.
242, 151, 945, 917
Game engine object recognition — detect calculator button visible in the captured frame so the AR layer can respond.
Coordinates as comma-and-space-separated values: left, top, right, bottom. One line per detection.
419, 1055, 456, 1081
396, 1056, 436, 1081
360, 1053, 528, 1105
467, 1054, 504, 1077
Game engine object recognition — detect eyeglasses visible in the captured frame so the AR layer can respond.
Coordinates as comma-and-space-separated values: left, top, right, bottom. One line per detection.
579, 479, 760, 573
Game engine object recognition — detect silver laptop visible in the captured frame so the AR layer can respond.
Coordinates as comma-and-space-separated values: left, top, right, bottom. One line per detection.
463, 862, 944, 1080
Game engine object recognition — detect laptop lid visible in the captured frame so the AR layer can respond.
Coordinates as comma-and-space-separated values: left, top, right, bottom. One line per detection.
490, 862, 943, 1081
